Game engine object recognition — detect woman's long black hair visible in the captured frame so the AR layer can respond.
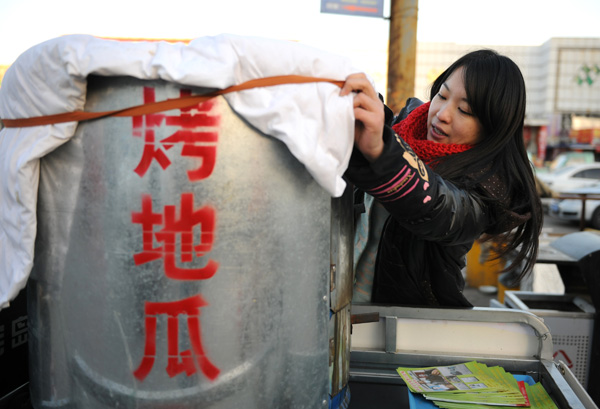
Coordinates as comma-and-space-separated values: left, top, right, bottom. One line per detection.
429, 49, 542, 282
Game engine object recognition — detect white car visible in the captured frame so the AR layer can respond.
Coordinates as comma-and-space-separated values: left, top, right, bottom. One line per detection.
537, 163, 600, 194
548, 186, 600, 229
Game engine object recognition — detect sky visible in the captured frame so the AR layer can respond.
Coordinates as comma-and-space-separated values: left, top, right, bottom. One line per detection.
0, 0, 598, 68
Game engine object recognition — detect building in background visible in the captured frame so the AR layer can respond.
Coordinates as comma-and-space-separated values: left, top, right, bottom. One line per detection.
414, 38, 600, 166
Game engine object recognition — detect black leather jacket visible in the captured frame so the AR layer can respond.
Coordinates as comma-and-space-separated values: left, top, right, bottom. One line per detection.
345, 99, 498, 307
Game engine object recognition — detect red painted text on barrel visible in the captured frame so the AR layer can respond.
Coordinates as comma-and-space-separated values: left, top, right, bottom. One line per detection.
131, 193, 218, 280
133, 294, 220, 381
132, 88, 220, 181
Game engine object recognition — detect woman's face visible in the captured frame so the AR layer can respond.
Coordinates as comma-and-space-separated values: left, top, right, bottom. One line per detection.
427, 67, 483, 145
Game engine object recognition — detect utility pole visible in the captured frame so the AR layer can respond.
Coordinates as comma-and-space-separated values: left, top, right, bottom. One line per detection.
386, 0, 418, 115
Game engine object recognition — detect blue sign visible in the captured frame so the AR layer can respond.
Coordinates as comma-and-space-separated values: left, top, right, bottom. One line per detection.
320, 0, 384, 18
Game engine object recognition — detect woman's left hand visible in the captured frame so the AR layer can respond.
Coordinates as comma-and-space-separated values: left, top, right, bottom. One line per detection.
340, 73, 385, 162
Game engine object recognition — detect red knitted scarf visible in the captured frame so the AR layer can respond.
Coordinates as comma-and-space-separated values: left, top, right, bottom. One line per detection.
392, 101, 472, 167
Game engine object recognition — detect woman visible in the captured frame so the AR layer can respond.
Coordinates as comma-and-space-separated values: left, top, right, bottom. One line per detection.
341, 49, 542, 307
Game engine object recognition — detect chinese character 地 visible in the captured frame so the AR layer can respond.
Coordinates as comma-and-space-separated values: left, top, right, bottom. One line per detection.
132, 193, 218, 280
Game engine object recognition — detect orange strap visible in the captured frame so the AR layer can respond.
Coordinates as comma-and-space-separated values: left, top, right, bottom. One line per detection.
1, 75, 345, 128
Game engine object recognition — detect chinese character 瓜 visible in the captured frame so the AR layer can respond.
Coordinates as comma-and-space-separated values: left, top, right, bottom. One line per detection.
133, 295, 220, 381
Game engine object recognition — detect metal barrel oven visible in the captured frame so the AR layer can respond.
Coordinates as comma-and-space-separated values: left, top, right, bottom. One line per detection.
27, 75, 353, 408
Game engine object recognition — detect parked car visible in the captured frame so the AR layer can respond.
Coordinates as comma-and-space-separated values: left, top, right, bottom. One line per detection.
548, 185, 600, 229
547, 151, 595, 172
536, 163, 600, 193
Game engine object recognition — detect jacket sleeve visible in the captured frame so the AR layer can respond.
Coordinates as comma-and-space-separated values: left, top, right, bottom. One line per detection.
344, 124, 493, 246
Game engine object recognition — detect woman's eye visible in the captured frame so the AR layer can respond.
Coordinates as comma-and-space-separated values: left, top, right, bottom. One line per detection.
459, 107, 474, 116
437, 93, 447, 100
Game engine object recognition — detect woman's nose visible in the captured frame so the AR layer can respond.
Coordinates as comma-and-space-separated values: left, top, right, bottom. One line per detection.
436, 104, 452, 123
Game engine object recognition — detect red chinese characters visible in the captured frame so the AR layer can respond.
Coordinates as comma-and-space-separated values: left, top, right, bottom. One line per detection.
132, 88, 220, 181
132, 193, 218, 280
131, 87, 221, 382
133, 295, 220, 381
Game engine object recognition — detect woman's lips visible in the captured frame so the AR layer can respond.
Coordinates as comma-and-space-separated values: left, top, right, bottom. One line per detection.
430, 124, 448, 141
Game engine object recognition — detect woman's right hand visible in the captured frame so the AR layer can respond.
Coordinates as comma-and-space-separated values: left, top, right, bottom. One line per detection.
340, 73, 385, 162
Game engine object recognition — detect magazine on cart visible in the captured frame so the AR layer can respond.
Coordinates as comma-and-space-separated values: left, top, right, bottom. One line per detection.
397, 361, 529, 406
398, 361, 559, 408
397, 361, 501, 394
431, 383, 558, 409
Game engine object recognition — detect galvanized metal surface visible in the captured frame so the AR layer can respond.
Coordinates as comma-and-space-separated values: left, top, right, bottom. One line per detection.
28, 76, 349, 408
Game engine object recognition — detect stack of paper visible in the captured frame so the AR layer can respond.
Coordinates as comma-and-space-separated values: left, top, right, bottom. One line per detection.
396, 361, 559, 409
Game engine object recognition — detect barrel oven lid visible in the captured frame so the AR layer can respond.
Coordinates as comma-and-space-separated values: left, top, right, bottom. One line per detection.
0, 34, 367, 309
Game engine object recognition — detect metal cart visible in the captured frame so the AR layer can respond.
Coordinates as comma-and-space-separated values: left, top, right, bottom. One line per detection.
348, 304, 597, 409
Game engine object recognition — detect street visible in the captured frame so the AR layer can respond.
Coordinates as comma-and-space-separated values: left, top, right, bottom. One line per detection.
542, 211, 583, 236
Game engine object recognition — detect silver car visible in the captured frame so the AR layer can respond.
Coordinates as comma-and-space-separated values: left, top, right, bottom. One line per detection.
548, 185, 600, 229
537, 163, 600, 193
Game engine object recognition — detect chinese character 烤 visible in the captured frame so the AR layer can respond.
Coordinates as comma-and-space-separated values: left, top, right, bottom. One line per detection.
132, 88, 221, 181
